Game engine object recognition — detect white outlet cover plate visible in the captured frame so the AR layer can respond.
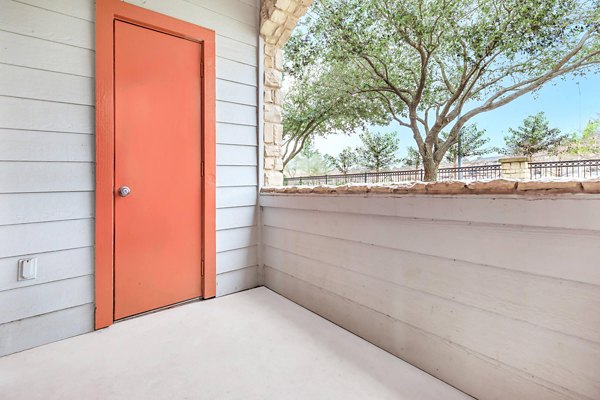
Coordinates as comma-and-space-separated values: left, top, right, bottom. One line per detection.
18, 258, 37, 280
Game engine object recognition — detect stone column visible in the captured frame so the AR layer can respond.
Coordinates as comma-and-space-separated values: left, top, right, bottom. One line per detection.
499, 157, 530, 180
262, 44, 284, 186
260, 0, 312, 186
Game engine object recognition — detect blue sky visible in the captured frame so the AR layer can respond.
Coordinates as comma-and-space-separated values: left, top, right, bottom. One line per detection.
314, 73, 600, 159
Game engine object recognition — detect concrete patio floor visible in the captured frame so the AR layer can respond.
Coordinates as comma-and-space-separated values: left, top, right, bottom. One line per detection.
0, 287, 471, 400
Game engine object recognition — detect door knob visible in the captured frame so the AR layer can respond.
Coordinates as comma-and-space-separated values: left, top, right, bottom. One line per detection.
118, 186, 131, 197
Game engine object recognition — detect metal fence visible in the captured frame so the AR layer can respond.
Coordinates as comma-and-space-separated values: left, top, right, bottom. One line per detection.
284, 164, 501, 186
529, 159, 600, 179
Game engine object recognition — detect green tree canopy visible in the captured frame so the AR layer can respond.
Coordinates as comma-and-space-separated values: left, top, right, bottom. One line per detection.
441, 124, 492, 164
293, 0, 600, 180
565, 116, 600, 155
403, 146, 422, 169
324, 147, 358, 174
503, 112, 567, 157
284, 142, 333, 177
282, 34, 389, 167
356, 131, 400, 172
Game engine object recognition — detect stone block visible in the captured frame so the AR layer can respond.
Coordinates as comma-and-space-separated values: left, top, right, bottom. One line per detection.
264, 170, 284, 187
516, 180, 583, 193
313, 185, 336, 193
426, 181, 468, 194
264, 104, 282, 123
274, 48, 283, 69
275, 157, 283, 170
264, 89, 273, 103
264, 54, 274, 69
264, 122, 274, 144
467, 179, 517, 194
273, 123, 283, 144
260, 20, 279, 38
270, 9, 288, 25
370, 185, 394, 193
264, 157, 275, 170
264, 68, 282, 88
264, 144, 281, 157
582, 180, 600, 193
275, 0, 293, 11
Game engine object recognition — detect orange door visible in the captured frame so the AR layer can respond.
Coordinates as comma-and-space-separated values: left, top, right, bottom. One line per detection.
114, 21, 203, 319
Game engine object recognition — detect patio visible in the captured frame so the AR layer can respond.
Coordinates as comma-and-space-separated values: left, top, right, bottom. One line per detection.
0, 287, 471, 400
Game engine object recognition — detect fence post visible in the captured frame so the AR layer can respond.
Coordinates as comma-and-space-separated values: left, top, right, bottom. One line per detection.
499, 157, 529, 179
364, 172, 368, 183
325, 175, 328, 185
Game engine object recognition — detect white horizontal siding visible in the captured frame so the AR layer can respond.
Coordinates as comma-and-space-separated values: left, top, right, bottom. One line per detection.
0, 275, 94, 325
217, 206, 257, 230
0, 162, 94, 193
261, 194, 600, 400
0, 304, 94, 357
125, 0, 257, 45
264, 268, 570, 400
0, 96, 94, 133
12, 0, 96, 21
217, 226, 258, 253
216, 265, 259, 297
0, 247, 94, 291
0, 219, 93, 258
0, 192, 93, 225
217, 144, 257, 166
0, 0, 260, 357
262, 206, 600, 286
0, 0, 94, 49
216, 186, 257, 208
217, 79, 257, 106
216, 246, 258, 274
0, 31, 94, 77
0, 129, 94, 162
0, 64, 95, 106
216, 123, 258, 146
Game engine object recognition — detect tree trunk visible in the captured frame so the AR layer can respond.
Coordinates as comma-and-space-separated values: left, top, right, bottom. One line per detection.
423, 157, 439, 181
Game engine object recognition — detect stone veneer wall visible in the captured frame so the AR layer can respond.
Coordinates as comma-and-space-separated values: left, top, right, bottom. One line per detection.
260, 0, 312, 186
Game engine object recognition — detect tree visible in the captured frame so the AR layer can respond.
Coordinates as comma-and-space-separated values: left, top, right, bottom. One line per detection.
282, 33, 388, 167
356, 131, 400, 172
565, 117, 600, 155
324, 147, 357, 174
503, 112, 567, 157
403, 146, 422, 169
295, 0, 600, 180
441, 124, 492, 165
284, 142, 333, 176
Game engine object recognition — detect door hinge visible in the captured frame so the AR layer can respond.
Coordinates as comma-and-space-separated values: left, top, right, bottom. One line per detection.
201, 259, 205, 277
201, 161, 205, 177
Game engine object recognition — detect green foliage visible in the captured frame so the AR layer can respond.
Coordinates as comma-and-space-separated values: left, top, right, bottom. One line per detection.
356, 131, 400, 172
403, 146, 422, 169
324, 147, 358, 174
503, 112, 567, 157
293, 0, 600, 179
565, 117, 600, 155
284, 142, 333, 177
441, 124, 492, 164
282, 32, 389, 167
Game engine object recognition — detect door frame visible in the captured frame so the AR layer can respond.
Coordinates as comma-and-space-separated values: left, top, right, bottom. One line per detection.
95, 0, 216, 329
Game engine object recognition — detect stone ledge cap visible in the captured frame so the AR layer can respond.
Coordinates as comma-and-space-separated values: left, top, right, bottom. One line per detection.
498, 156, 529, 163
262, 179, 600, 195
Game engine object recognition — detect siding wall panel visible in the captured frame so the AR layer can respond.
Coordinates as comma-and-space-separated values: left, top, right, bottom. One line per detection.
0, 64, 95, 106
0, 129, 94, 162
0, 0, 259, 356
262, 194, 600, 400
0, 31, 94, 77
